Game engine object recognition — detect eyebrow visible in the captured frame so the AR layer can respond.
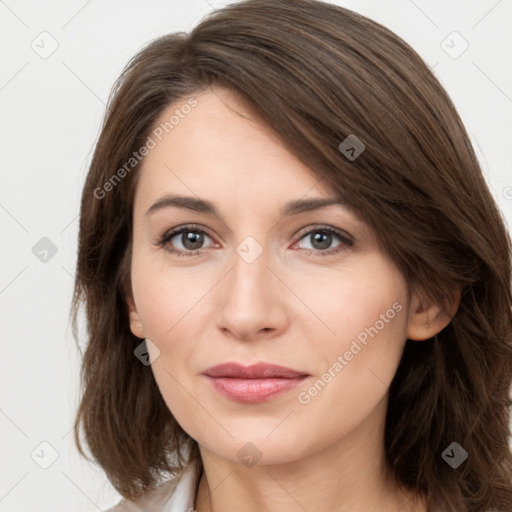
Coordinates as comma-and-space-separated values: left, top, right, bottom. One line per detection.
145, 194, 348, 220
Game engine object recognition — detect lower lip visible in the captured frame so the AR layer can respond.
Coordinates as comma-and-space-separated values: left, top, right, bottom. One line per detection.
204, 376, 308, 403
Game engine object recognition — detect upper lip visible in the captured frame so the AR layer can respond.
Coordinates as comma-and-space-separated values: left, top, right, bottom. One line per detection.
202, 362, 309, 379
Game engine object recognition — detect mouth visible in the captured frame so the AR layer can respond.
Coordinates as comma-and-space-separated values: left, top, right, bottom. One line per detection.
202, 362, 310, 403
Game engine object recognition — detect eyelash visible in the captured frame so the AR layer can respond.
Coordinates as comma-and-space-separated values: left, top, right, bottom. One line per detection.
155, 223, 354, 258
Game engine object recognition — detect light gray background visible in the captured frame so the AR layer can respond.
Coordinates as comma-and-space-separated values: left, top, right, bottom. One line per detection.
1, 1, 511, 510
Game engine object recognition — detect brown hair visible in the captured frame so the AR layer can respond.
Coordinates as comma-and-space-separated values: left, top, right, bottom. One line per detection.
71, 0, 512, 510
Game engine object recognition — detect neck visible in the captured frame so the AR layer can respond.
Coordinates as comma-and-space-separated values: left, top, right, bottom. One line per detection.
193, 397, 427, 512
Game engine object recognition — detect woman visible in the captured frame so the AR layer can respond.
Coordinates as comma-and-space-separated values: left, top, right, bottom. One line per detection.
71, 0, 512, 511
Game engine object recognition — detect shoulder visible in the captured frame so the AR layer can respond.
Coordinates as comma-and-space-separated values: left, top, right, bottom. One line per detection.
104, 459, 202, 512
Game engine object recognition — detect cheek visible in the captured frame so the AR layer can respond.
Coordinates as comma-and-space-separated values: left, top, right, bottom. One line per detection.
289, 268, 409, 446
131, 247, 210, 340
291, 261, 408, 349
292, 261, 410, 412
130, 255, 206, 423
130, 253, 221, 409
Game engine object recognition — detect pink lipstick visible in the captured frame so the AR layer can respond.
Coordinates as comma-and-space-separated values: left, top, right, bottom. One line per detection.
202, 362, 309, 403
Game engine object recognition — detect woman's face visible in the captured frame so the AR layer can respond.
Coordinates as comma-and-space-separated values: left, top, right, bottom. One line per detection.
128, 87, 420, 466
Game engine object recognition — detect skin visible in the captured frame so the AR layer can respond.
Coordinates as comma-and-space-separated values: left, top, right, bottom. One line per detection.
127, 86, 458, 512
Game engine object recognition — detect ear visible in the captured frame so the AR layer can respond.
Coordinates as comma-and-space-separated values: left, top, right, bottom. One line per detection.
126, 289, 145, 339
407, 287, 461, 341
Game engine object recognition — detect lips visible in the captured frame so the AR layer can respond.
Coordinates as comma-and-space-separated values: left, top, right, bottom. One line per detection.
202, 362, 310, 403
202, 362, 308, 379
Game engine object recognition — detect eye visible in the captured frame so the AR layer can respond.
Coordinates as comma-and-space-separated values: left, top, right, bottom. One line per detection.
155, 224, 214, 257
294, 226, 353, 257
155, 224, 354, 258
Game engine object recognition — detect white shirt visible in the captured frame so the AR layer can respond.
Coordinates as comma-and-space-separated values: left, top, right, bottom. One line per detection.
105, 458, 202, 512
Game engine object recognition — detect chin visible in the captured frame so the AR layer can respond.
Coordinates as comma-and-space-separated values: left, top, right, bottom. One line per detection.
195, 429, 311, 467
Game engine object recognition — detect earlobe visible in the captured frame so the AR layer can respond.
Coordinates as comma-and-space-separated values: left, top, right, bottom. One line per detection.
126, 292, 145, 339
129, 315, 145, 339
407, 288, 461, 341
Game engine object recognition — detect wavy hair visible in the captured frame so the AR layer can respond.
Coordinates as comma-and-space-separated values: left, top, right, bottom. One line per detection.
71, 1, 512, 510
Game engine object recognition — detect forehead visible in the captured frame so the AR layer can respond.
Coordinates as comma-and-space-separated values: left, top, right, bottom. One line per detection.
135, 88, 336, 208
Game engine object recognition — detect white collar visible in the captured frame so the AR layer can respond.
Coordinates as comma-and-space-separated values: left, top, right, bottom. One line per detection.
107, 458, 202, 512
165, 458, 202, 511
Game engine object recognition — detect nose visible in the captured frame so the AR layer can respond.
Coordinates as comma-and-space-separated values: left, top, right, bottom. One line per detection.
216, 243, 289, 342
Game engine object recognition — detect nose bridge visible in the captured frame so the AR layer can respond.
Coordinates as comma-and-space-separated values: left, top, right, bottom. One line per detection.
228, 236, 272, 308
216, 235, 284, 338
